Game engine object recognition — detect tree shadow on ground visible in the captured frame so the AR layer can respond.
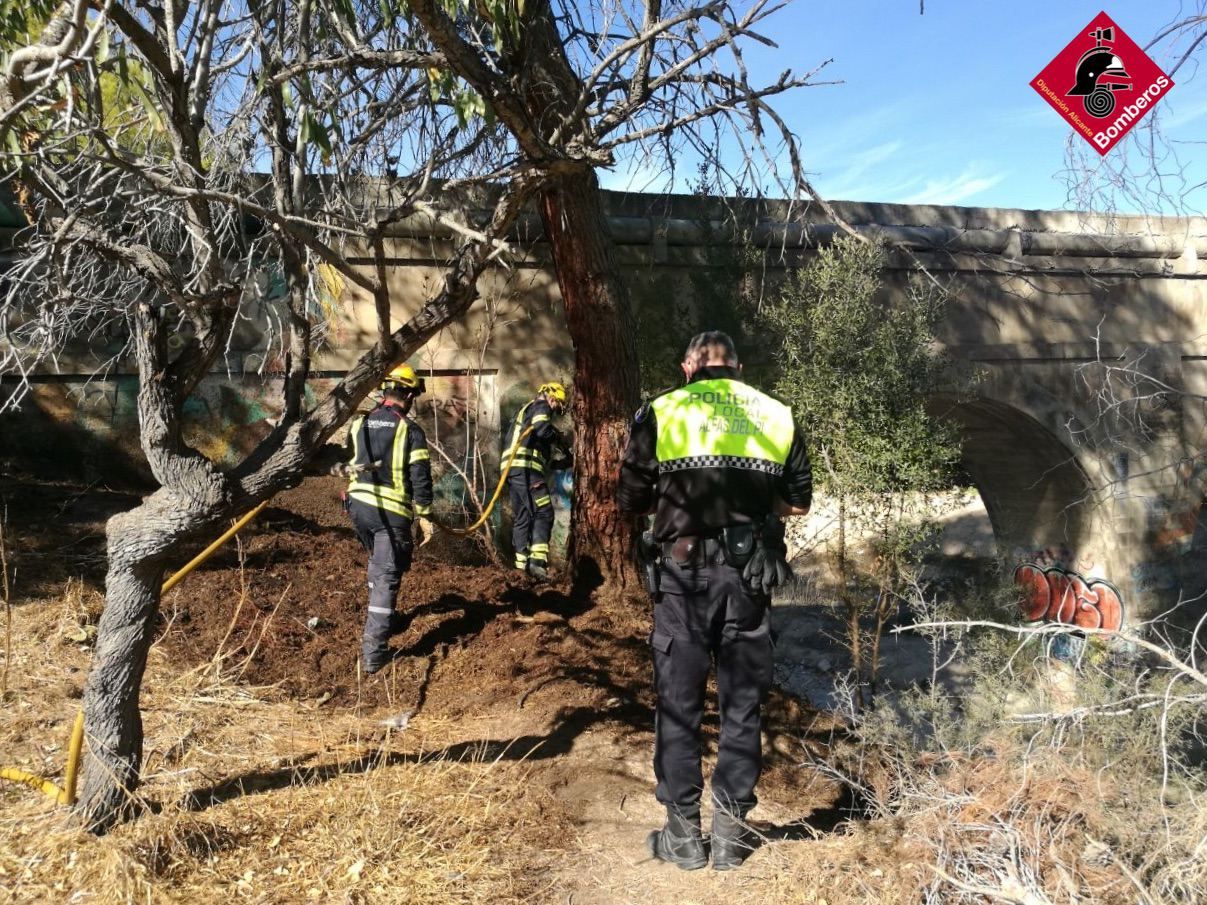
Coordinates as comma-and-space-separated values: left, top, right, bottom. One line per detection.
255, 507, 345, 537
383, 558, 605, 663
178, 563, 655, 813
180, 702, 646, 813
753, 782, 873, 843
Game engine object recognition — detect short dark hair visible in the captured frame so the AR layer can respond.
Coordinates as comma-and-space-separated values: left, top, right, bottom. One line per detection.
683, 330, 739, 369
383, 387, 415, 404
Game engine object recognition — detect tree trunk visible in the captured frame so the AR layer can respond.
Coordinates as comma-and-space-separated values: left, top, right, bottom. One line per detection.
77, 495, 214, 831
539, 170, 641, 597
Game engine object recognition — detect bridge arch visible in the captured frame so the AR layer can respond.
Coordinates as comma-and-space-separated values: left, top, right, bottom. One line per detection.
935, 395, 1099, 561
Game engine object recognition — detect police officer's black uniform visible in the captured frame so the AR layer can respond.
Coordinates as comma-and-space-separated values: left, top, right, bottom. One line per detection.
506, 396, 559, 574
618, 364, 811, 867
345, 401, 433, 673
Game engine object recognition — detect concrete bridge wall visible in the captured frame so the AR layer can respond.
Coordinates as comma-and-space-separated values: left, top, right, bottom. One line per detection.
4, 192, 1206, 620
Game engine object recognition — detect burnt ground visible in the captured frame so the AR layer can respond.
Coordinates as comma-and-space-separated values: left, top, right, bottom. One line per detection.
2, 472, 849, 901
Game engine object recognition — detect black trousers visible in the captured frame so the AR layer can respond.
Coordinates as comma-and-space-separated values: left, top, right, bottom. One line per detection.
508, 469, 553, 569
650, 556, 773, 817
348, 499, 414, 670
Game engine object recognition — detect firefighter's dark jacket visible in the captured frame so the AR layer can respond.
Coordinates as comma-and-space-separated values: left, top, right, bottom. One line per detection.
346, 402, 433, 519
618, 366, 811, 540
508, 397, 559, 472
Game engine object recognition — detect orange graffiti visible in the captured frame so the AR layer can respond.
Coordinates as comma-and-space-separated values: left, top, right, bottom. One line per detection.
1013, 563, 1124, 631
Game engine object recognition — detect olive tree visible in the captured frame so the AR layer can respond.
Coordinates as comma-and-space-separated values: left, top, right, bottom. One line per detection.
764, 237, 964, 706
1, 0, 545, 830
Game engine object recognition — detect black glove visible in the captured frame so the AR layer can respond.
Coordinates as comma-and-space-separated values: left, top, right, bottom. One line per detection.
549, 430, 574, 470
741, 516, 793, 596
549, 445, 573, 471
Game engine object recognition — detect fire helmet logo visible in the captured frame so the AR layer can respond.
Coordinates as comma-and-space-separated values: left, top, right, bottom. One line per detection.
1066, 26, 1131, 118
1031, 12, 1174, 156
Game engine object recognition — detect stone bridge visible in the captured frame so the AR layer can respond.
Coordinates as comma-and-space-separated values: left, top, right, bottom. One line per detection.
604, 195, 1207, 624
4, 192, 1206, 621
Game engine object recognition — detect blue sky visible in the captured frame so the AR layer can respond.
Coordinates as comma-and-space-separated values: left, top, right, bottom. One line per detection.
600, 1, 1206, 213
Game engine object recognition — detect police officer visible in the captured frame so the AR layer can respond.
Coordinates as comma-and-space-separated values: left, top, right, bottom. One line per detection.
344, 364, 434, 674
506, 381, 569, 580
618, 331, 811, 871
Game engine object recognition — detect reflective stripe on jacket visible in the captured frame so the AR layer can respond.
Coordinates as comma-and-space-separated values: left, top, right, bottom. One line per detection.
617, 367, 812, 541
507, 397, 557, 472
649, 378, 795, 473
346, 404, 433, 519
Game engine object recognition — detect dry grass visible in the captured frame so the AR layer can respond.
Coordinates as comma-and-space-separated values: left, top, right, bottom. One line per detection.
812, 632, 1207, 905
0, 581, 571, 905
2, 751, 566, 904
2, 517, 11, 699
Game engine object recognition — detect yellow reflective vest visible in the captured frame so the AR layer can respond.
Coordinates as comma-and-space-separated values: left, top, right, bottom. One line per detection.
618, 368, 812, 540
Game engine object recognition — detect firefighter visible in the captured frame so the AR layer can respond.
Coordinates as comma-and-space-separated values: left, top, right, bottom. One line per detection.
618, 331, 811, 871
344, 364, 433, 674
506, 381, 569, 580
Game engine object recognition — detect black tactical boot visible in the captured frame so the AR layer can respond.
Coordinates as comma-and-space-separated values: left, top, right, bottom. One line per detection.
527, 559, 549, 581
710, 810, 756, 871
646, 808, 707, 870
363, 648, 392, 675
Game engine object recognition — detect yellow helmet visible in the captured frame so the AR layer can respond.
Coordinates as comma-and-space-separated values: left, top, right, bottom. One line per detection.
382, 363, 425, 395
539, 381, 567, 403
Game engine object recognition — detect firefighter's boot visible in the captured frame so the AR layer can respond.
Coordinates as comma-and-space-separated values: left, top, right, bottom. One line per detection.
527, 559, 549, 581
646, 808, 707, 870
710, 809, 756, 871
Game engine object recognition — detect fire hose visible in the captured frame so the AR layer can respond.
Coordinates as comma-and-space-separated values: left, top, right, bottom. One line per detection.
345, 425, 539, 538
0, 711, 84, 805
430, 425, 536, 536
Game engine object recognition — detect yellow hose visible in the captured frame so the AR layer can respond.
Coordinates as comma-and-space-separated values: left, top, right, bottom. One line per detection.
432, 426, 536, 537
162, 500, 271, 594
0, 711, 85, 805
2, 433, 547, 807
0, 766, 62, 801
60, 711, 84, 805
2, 501, 269, 806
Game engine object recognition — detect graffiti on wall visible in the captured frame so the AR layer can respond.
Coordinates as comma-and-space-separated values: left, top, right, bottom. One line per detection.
1013, 562, 1125, 631
548, 467, 574, 563
13, 371, 496, 481
1132, 477, 1207, 592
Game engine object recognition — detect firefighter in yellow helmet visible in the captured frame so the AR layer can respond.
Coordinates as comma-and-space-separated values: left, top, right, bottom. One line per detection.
505, 381, 570, 580
343, 364, 433, 673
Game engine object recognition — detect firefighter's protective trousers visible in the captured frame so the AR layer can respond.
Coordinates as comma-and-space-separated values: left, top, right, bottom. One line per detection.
348, 499, 413, 671
508, 470, 553, 570
507, 396, 558, 569
345, 404, 432, 671
651, 552, 773, 816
